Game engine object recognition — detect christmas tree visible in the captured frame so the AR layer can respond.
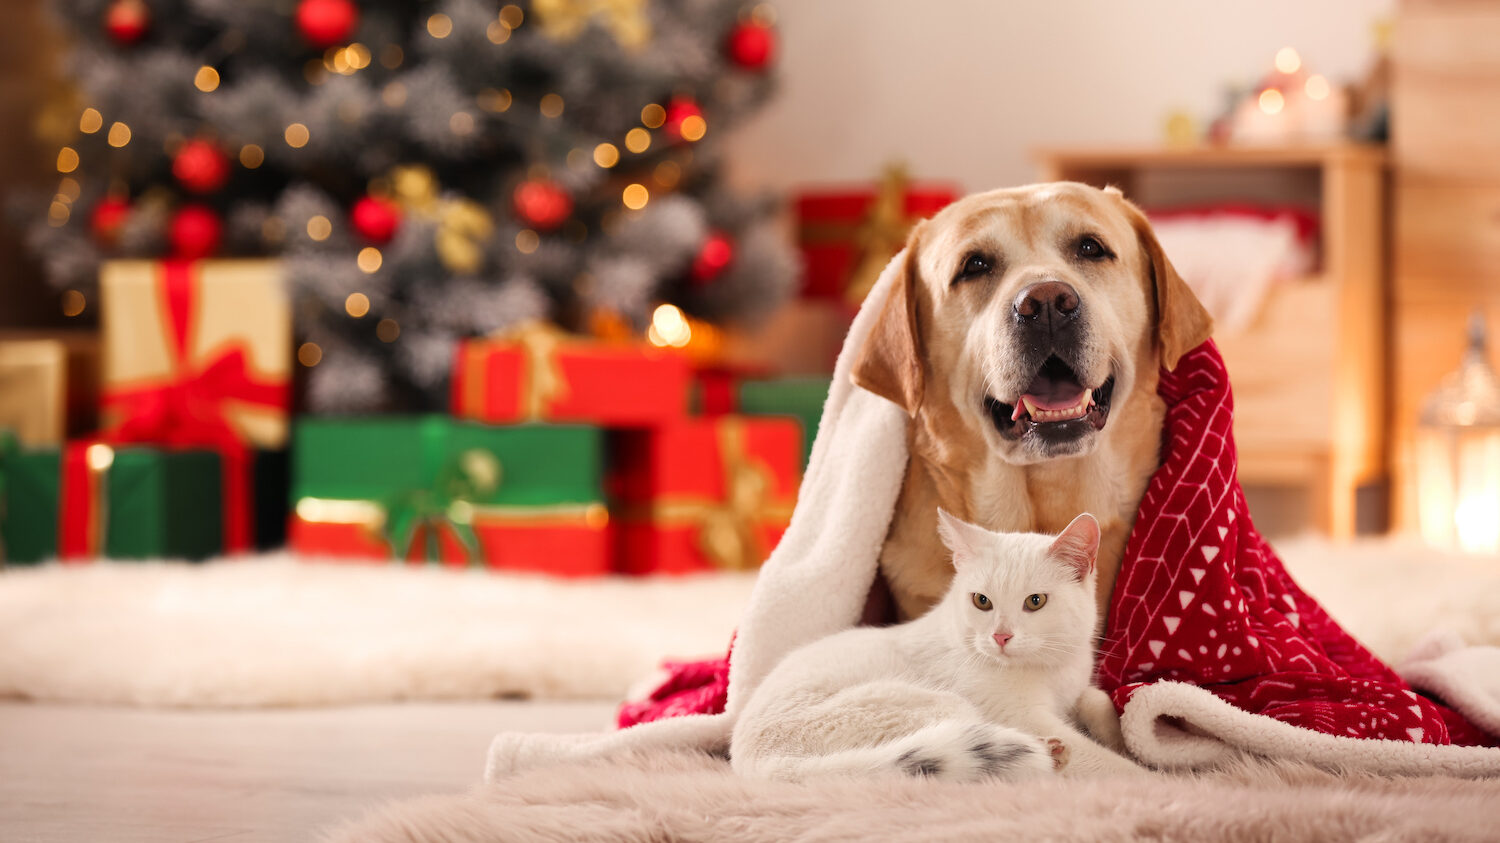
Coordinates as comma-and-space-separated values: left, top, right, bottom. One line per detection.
27, 0, 793, 411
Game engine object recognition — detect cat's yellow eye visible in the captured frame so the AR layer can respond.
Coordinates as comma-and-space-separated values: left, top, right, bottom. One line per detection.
971, 593, 992, 611
1023, 593, 1047, 612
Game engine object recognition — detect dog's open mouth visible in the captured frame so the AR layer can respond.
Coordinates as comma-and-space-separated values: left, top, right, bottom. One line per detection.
984, 356, 1115, 443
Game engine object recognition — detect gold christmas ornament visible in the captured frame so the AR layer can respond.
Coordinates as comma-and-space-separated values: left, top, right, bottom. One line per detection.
1163, 110, 1198, 146
388, 164, 496, 273
391, 164, 439, 212
434, 200, 494, 273
531, 0, 651, 50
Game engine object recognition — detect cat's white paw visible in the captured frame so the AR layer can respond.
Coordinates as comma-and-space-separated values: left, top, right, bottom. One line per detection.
1045, 737, 1069, 771
893, 722, 1052, 783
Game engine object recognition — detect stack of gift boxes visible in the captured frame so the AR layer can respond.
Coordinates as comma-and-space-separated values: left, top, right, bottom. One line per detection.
0, 169, 953, 574
1, 260, 292, 565
0, 262, 830, 576
291, 325, 820, 576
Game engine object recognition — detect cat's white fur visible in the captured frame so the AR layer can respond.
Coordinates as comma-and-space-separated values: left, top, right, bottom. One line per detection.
731, 510, 1142, 782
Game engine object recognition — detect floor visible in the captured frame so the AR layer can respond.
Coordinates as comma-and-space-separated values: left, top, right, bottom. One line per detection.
0, 699, 618, 842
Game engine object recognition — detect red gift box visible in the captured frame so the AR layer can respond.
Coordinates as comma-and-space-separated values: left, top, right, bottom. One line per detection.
451, 322, 690, 427
612, 417, 801, 575
796, 167, 958, 304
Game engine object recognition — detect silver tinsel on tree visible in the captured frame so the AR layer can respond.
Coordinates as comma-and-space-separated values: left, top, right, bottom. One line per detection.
26, 0, 795, 411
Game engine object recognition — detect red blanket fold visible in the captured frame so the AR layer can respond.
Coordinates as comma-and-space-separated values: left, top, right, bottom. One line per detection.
618, 341, 1493, 746
1099, 341, 1490, 746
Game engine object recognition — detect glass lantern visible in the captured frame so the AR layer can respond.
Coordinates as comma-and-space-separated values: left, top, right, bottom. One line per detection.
1416, 313, 1500, 553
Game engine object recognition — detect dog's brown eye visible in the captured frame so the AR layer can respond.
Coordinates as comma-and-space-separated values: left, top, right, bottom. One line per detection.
1077, 237, 1108, 260
957, 254, 991, 281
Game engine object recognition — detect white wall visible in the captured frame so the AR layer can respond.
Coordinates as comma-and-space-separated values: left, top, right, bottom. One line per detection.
725, 0, 1394, 193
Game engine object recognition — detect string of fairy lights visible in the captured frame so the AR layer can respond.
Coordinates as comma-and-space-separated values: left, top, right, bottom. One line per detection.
47, 0, 779, 372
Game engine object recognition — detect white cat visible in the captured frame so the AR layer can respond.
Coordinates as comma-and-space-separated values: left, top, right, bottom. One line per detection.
731, 509, 1141, 782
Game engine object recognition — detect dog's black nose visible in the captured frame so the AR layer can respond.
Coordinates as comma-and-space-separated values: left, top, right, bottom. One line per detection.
1013, 281, 1080, 321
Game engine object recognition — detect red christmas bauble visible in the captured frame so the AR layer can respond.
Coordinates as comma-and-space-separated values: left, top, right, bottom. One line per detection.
663, 97, 705, 142
90, 196, 132, 246
726, 22, 775, 70
172, 139, 231, 194
691, 231, 735, 284
168, 204, 223, 259
512, 179, 573, 232
295, 0, 359, 49
104, 0, 150, 45
350, 195, 401, 243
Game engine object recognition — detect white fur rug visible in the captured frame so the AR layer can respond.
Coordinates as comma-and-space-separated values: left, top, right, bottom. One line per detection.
0, 537, 1497, 707
322, 749, 1500, 842
0, 556, 754, 707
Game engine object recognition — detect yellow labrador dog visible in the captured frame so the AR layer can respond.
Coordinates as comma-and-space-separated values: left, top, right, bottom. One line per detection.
853, 182, 1214, 622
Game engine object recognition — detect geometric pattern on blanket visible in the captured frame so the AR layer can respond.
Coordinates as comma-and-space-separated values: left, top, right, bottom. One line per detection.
1101, 340, 1492, 747
616, 340, 1494, 747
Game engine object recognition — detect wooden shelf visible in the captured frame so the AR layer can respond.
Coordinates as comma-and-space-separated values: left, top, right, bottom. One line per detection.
1032, 143, 1386, 171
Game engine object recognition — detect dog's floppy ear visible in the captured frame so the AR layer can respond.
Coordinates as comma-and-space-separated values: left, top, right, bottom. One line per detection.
851, 223, 926, 415
1122, 199, 1214, 371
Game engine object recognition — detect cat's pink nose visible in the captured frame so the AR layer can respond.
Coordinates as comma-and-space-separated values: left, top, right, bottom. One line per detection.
993, 632, 1013, 650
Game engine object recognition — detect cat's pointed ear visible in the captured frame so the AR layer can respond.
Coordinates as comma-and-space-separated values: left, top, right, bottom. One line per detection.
1049, 513, 1100, 582
937, 508, 989, 571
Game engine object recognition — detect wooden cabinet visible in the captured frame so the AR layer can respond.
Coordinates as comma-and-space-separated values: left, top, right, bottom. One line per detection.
1390, 0, 1500, 529
1036, 145, 1388, 537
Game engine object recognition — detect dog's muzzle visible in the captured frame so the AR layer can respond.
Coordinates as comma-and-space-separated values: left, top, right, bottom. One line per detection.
982, 281, 1116, 450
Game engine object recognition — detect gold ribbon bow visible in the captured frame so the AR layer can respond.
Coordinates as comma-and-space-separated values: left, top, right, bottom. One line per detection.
650, 418, 795, 570
499, 320, 571, 420
532, 0, 651, 50
390, 165, 495, 274
844, 163, 913, 307
695, 420, 774, 570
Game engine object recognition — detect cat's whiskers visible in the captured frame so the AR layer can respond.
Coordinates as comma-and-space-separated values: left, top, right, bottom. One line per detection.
1090, 631, 1129, 661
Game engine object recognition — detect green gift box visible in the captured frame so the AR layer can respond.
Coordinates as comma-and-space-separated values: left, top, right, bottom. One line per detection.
1, 441, 224, 564
737, 377, 832, 470
289, 416, 611, 576
2, 449, 59, 565
1, 432, 56, 565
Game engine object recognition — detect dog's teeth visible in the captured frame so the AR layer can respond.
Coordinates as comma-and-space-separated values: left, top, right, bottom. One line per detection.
1022, 389, 1096, 424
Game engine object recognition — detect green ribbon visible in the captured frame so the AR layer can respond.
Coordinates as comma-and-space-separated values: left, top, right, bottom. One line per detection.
383, 432, 503, 566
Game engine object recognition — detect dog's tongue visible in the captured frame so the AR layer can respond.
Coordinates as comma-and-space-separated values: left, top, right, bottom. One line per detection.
1022, 372, 1086, 409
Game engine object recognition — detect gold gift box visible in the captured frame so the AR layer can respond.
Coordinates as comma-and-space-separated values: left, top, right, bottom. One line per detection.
0, 331, 99, 447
